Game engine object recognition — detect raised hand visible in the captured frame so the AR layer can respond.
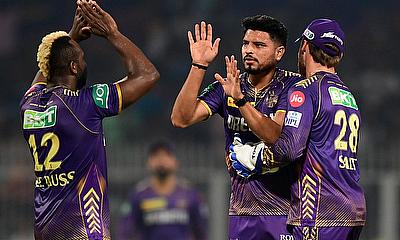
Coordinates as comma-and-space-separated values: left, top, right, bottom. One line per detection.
214, 55, 244, 100
188, 21, 221, 67
69, 8, 91, 42
78, 0, 118, 38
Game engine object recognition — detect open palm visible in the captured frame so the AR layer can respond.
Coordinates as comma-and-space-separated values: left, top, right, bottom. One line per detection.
188, 21, 221, 66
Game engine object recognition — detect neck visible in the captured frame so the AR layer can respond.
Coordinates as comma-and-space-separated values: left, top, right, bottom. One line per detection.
306, 61, 335, 78
48, 75, 77, 90
151, 175, 176, 195
248, 68, 276, 89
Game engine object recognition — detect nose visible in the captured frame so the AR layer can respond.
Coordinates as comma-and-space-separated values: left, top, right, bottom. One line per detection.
243, 44, 253, 55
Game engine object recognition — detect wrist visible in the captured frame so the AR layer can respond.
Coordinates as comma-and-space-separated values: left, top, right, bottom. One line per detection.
191, 62, 208, 71
234, 95, 247, 107
106, 29, 121, 40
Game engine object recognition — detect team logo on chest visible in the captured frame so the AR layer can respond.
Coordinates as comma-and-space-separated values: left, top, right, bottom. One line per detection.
266, 91, 278, 108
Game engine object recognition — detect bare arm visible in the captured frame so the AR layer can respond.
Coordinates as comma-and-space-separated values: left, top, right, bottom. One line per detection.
215, 56, 283, 144
171, 21, 221, 128
31, 7, 91, 86
79, 0, 159, 109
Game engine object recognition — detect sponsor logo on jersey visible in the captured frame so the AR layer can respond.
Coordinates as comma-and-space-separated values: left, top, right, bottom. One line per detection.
289, 91, 305, 107
23, 105, 57, 129
227, 114, 250, 132
328, 87, 358, 110
92, 84, 109, 109
285, 111, 302, 128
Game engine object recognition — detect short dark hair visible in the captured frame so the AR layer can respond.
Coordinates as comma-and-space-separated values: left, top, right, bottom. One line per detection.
242, 15, 288, 47
308, 42, 342, 68
148, 141, 175, 156
49, 36, 80, 80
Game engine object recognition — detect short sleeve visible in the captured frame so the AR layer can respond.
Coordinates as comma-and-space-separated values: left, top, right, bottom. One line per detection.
197, 81, 224, 116
82, 83, 122, 119
272, 85, 317, 163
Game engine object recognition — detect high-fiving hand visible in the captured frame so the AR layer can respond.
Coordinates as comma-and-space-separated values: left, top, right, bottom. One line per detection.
215, 55, 244, 100
78, 0, 118, 38
188, 21, 220, 67
69, 8, 91, 42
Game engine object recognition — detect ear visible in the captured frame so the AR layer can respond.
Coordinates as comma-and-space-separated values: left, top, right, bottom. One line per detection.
70, 61, 78, 75
275, 46, 286, 62
301, 40, 308, 53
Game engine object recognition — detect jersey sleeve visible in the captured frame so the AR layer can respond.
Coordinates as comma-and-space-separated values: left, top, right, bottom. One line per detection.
266, 84, 318, 166
81, 83, 123, 119
197, 81, 224, 117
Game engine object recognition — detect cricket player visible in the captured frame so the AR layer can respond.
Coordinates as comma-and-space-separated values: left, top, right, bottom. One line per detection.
19, 1, 159, 239
229, 19, 366, 239
118, 141, 208, 240
171, 15, 302, 239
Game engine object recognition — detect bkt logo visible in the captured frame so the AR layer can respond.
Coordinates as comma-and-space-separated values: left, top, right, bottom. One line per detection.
280, 234, 294, 240
289, 91, 305, 108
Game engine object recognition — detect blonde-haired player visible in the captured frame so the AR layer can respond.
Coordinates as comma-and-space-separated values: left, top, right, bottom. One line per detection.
20, 1, 159, 239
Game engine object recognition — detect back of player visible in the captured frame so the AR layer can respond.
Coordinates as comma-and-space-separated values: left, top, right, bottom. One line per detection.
21, 82, 121, 239
285, 72, 366, 236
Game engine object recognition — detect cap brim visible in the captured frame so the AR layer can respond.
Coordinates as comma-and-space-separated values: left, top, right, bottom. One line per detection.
295, 36, 303, 43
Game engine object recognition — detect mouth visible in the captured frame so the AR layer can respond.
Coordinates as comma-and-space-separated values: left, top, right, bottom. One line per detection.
244, 56, 257, 64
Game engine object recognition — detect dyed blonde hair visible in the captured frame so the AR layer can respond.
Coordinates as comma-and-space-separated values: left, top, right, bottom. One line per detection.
37, 31, 69, 79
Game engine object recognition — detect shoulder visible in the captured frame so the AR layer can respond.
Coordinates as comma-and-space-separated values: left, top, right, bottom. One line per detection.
276, 69, 303, 88
134, 179, 152, 194
23, 82, 47, 98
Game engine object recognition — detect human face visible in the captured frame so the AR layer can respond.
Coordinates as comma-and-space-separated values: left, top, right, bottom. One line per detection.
241, 30, 285, 75
148, 150, 177, 180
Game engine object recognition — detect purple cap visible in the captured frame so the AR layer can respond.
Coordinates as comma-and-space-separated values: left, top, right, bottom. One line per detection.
297, 18, 345, 56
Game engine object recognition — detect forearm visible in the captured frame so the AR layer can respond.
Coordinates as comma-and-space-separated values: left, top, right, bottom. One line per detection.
107, 31, 158, 80
239, 103, 282, 144
171, 67, 207, 127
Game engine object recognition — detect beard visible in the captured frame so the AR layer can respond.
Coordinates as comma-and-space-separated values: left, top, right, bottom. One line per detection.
76, 66, 88, 90
152, 167, 174, 181
297, 55, 306, 77
243, 56, 276, 75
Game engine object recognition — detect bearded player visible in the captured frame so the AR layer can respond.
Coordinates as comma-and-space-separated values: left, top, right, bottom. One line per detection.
20, 1, 159, 239
229, 19, 366, 239
171, 15, 302, 239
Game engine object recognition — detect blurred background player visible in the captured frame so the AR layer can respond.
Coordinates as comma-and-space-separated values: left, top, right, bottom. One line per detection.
118, 141, 208, 240
171, 15, 302, 239
229, 19, 366, 239
19, 0, 159, 239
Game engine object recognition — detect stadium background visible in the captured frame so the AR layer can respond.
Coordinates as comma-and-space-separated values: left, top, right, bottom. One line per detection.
1, 0, 399, 239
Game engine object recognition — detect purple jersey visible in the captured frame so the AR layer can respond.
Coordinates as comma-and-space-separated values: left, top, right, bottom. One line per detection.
198, 69, 302, 216
265, 71, 366, 227
118, 179, 208, 240
20, 82, 122, 239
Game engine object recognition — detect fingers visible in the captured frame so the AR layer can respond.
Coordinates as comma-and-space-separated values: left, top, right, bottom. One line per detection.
78, 0, 100, 22
207, 23, 212, 41
90, 1, 105, 16
214, 73, 225, 85
212, 37, 221, 53
200, 21, 206, 40
187, 31, 194, 45
194, 23, 200, 42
